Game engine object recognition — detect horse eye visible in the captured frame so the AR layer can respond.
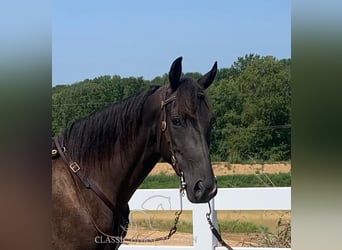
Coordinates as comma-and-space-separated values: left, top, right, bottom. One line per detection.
172, 117, 182, 126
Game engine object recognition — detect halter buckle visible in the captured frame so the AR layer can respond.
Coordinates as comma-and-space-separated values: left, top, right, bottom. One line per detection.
70, 162, 80, 173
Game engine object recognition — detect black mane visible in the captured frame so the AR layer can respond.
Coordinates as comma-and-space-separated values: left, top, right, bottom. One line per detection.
62, 85, 160, 170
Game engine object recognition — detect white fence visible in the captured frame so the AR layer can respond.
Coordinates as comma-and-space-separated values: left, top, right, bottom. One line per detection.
120, 187, 291, 250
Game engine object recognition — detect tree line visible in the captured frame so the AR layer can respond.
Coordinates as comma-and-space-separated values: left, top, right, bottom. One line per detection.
52, 54, 291, 163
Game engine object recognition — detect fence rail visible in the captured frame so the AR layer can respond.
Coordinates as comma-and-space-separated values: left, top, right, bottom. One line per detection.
120, 187, 291, 250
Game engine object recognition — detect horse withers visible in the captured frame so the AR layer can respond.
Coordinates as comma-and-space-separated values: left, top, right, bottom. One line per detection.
52, 57, 218, 249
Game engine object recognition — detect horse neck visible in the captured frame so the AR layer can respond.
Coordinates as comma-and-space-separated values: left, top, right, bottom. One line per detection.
82, 88, 164, 205
54, 88, 164, 226
113, 89, 164, 203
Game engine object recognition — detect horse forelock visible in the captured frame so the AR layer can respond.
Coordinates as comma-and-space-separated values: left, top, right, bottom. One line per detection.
177, 78, 208, 117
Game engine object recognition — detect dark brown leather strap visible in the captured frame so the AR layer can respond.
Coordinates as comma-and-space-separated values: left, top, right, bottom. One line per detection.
157, 87, 182, 176
53, 137, 116, 211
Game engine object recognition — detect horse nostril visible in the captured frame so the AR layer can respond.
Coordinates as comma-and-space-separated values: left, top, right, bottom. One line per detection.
194, 180, 204, 196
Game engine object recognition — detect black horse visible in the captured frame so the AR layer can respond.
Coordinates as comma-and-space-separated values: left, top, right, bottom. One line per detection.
52, 57, 218, 249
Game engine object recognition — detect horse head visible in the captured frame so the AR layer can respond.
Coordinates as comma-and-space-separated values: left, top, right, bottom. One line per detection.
159, 57, 218, 203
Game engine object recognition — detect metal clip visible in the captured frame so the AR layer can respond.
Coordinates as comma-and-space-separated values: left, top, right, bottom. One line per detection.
180, 171, 187, 193
171, 154, 176, 166
70, 162, 80, 173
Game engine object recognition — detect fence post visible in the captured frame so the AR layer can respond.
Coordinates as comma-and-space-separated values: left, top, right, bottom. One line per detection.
192, 198, 217, 250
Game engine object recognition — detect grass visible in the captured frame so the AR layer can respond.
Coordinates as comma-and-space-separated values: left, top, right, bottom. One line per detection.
128, 210, 291, 247
139, 173, 179, 189
216, 173, 291, 187
130, 211, 194, 233
139, 172, 291, 189
130, 218, 267, 234
218, 220, 268, 233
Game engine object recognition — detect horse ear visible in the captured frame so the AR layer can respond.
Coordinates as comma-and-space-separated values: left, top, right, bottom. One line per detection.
198, 61, 217, 89
169, 56, 182, 91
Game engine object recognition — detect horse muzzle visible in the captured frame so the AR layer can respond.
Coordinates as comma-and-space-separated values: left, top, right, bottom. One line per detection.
187, 178, 217, 203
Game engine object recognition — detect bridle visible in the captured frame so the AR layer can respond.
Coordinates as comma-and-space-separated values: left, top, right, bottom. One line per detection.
156, 86, 234, 250
157, 87, 183, 177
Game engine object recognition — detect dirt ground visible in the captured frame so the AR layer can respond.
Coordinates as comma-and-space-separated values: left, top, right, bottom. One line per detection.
123, 231, 279, 247
150, 162, 291, 176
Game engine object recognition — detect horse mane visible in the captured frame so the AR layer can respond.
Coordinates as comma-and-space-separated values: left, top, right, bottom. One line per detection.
62, 85, 161, 171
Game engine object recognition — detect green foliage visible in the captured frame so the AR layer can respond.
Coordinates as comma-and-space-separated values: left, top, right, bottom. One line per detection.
218, 220, 268, 233
216, 173, 291, 188
133, 217, 267, 234
208, 54, 291, 162
52, 54, 291, 162
52, 75, 148, 135
138, 173, 179, 189
139, 173, 291, 189
149, 219, 193, 233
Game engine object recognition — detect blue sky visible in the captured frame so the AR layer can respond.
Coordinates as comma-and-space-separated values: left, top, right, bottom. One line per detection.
53, 0, 290, 86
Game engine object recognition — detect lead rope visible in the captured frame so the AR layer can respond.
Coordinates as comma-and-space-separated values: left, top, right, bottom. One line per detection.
206, 202, 234, 250
124, 172, 186, 243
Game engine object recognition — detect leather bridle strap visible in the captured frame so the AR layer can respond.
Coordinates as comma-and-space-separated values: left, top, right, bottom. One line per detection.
53, 137, 116, 211
157, 89, 182, 176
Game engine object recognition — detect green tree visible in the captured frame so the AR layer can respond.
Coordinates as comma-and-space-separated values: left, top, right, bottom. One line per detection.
52, 54, 291, 163
208, 54, 291, 162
